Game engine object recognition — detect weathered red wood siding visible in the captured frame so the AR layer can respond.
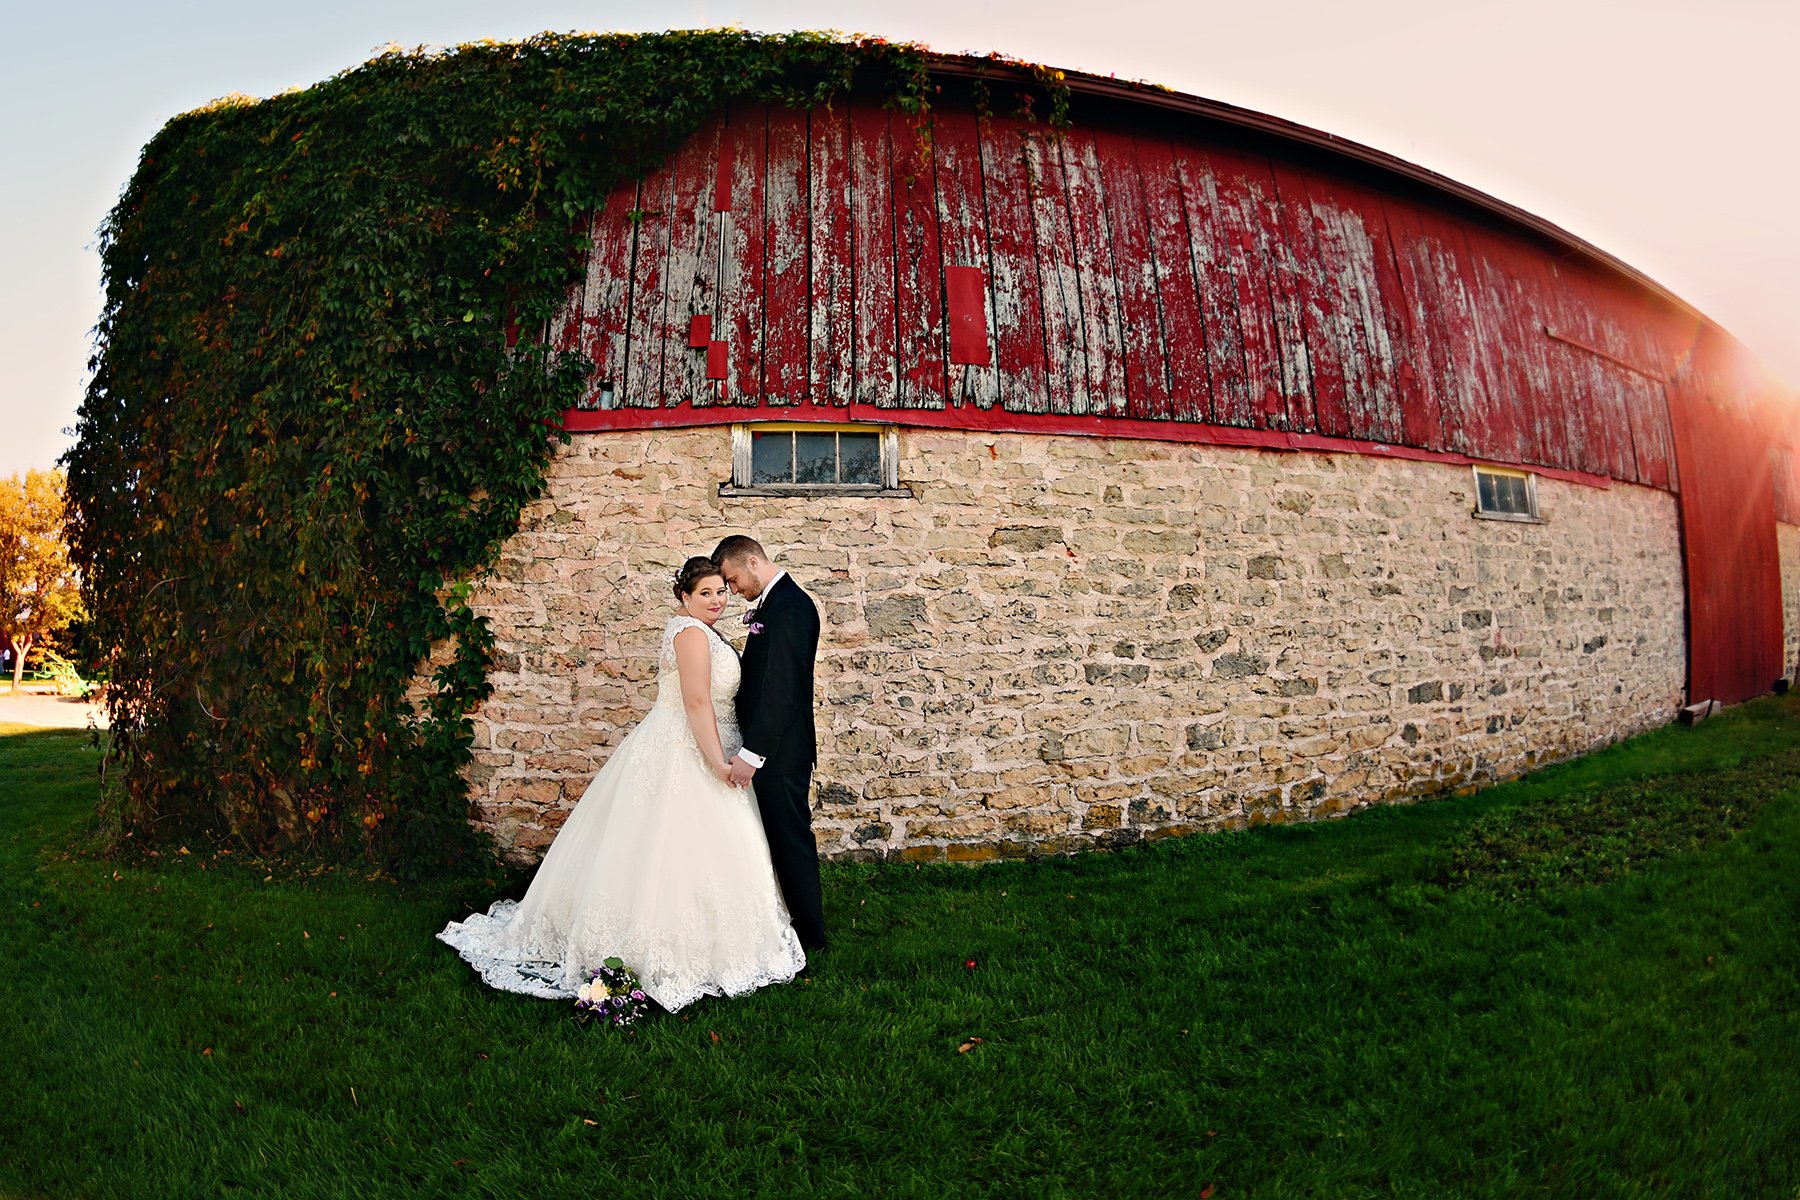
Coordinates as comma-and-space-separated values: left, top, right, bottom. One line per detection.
553, 90, 1795, 703
558, 99, 1702, 490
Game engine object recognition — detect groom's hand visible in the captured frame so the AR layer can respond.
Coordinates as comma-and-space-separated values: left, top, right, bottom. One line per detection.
726, 758, 758, 789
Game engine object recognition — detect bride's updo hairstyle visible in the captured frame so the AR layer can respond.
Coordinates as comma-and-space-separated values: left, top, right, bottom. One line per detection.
672, 555, 724, 600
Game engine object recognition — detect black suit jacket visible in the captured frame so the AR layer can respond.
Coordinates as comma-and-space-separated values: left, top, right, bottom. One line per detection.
735, 574, 820, 775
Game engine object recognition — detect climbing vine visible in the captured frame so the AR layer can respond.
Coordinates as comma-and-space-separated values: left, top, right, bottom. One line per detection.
63, 31, 1013, 873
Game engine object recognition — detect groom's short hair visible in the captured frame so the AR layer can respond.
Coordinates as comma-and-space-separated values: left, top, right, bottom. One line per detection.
712, 535, 766, 567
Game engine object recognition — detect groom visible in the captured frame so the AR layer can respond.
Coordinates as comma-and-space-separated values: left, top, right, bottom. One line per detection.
712, 535, 827, 952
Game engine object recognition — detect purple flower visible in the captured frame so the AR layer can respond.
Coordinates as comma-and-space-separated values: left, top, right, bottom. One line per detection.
747, 621, 765, 636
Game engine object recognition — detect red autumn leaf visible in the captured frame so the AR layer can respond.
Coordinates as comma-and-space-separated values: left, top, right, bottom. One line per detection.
1200, 1186, 1216, 1198
709, 1030, 721, 1045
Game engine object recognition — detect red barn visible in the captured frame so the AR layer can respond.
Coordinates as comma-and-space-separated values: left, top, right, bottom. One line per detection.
469, 57, 1800, 862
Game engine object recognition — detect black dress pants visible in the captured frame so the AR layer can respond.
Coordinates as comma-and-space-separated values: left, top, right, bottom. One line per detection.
755, 769, 826, 950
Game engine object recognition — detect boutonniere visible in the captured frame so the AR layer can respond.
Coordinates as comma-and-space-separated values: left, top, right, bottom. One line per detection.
745, 616, 765, 636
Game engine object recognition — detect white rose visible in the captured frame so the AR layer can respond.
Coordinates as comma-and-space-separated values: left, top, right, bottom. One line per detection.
577, 982, 592, 1003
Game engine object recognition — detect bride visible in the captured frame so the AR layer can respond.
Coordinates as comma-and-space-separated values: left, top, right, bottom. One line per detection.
438, 556, 807, 1011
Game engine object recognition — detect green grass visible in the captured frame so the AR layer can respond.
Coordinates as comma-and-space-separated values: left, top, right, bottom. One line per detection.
4, 702, 1798, 1199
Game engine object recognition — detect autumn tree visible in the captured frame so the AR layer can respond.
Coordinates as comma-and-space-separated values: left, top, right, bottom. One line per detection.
0, 468, 86, 688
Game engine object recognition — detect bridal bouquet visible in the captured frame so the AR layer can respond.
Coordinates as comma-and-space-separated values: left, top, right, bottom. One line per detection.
574, 957, 650, 1028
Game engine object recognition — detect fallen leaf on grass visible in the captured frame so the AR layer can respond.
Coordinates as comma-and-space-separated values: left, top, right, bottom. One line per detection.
709, 1030, 721, 1045
1200, 1186, 1215, 1198
201, 1047, 213, 1056
583, 1119, 598, 1126
957, 1037, 985, 1054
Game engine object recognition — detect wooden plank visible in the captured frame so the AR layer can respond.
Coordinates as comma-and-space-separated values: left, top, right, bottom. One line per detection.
1621, 373, 1672, 488
1393, 205, 1492, 457
661, 118, 723, 410
1294, 175, 1404, 444
717, 100, 766, 406
1580, 265, 1663, 480
1173, 145, 1277, 428
808, 105, 854, 406
1502, 238, 1577, 470
976, 115, 1050, 415
1442, 217, 1520, 463
1538, 260, 1634, 477
1363, 192, 1443, 450
547, 219, 587, 360
1022, 128, 1087, 415
931, 107, 998, 406
1458, 226, 1539, 467
1237, 151, 1315, 432
762, 105, 810, 404
1269, 159, 1348, 437
848, 100, 897, 408
1092, 127, 1172, 421
1059, 129, 1128, 415
1626, 308, 1684, 488
621, 159, 674, 407
1131, 134, 1212, 424
892, 113, 947, 410
577, 184, 638, 405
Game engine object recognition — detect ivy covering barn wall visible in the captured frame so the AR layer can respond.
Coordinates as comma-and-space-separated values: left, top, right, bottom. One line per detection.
63, 31, 965, 872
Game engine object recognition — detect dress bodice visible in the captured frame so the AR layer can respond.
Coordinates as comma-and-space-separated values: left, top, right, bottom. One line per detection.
655, 615, 742, 755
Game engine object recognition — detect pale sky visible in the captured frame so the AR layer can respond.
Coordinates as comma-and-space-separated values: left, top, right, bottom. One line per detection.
3, 0, 1794, 478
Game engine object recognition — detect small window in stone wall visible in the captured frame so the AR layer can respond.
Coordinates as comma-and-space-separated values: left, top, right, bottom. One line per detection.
722, 423, 910, 497
1472, 466, 1540, 522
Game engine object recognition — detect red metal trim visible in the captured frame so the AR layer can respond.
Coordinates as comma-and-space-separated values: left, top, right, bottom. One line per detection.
688, 314, 711, 348
706, 341, 728, 380
555, 402, 1614, 489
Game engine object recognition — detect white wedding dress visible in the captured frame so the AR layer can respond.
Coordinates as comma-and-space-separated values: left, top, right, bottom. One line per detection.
438, 615, 806, 1011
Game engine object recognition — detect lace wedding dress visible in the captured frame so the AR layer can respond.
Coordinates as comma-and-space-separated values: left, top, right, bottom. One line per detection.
438, 615, 806, 1011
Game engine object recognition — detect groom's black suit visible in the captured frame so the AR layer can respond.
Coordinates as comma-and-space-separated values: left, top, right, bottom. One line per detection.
736, 573, 826, 950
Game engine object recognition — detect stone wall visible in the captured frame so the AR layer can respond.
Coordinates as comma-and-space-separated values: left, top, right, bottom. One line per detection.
462, 426, 1687, 863
1782, 523, 1800, 684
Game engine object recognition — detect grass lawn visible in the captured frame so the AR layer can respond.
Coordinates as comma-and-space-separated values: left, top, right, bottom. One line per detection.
4, 701, 1798, 1198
